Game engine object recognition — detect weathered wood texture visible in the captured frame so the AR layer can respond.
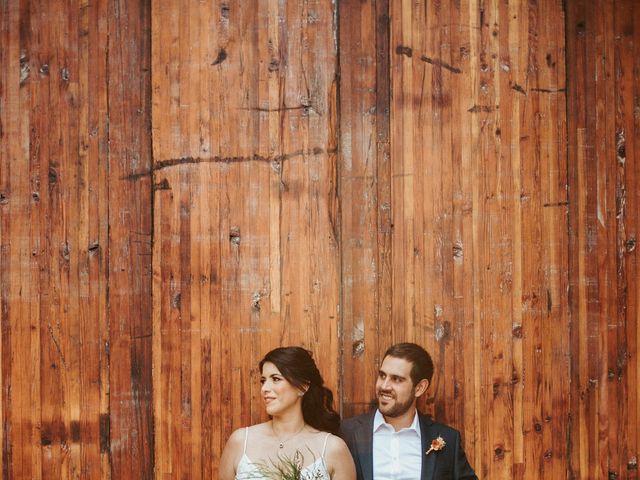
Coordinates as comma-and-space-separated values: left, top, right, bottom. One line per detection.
339, 0, 393, 421
1, 0, 639, 479
0, 0, 153, 479
341, 1, 570, 478
566, 0, 640, 479
150, 1, 339, 478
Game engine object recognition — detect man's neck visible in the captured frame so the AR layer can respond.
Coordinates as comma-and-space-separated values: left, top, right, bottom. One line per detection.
381, 408, 418, 432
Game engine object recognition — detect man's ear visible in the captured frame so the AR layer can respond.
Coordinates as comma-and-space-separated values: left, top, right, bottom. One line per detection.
414, 378, 429, 397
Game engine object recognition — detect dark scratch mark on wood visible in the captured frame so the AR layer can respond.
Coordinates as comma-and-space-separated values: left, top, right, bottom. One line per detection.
468, 105, 495, 113
47, 323, 67, 368
242, 104, 319, 114
531, 87, 566, 93
419, 55, 462, 73
99, 414, 110, 453
124, 148, 335, 180
153, 179, 171, 191
396, 44, 461, 73
211, 48, 228, 66
512, 83, 526, 94
395, 45, 413, 57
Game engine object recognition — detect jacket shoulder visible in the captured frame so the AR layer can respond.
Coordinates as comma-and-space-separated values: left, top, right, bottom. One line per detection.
342, 412, 372, 426
341, 412, 374, 434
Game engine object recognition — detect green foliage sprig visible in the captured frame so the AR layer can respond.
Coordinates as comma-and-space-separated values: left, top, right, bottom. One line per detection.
238, 449, 326, 480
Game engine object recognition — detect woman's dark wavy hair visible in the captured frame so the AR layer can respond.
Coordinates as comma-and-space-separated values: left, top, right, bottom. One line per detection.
260, 346, 340, 435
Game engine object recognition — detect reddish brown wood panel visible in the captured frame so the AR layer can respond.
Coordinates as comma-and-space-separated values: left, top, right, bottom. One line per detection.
151, 1, 339, 477
339, 0, 392, 418
340, 1, 569, 478
1, 1, 639, 479
567, 1, 640, 478
107, 0, 154, 478
0, 0, 152, 479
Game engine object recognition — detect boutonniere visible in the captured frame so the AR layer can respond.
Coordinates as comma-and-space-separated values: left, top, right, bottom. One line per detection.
426, 436, 446, 455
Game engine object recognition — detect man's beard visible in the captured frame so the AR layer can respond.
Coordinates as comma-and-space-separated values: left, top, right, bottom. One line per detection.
377, 391, 414, 418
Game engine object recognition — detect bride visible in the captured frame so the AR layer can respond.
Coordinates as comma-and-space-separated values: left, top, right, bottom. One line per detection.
220, 346, 355, 479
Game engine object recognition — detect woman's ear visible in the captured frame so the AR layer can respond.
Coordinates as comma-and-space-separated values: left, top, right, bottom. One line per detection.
414, 378, 429, 397
299, 383, 310, 396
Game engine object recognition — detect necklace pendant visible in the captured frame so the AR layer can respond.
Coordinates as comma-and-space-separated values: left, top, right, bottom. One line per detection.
279, 442, 284, 449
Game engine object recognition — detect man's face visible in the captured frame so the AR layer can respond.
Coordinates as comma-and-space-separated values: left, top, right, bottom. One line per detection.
375, 355, 422, 418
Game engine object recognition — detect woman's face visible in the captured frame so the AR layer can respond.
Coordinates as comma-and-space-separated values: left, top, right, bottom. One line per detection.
260, 361, 304, 417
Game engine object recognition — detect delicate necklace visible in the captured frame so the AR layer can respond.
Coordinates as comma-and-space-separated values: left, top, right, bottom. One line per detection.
271, 421, 306, 449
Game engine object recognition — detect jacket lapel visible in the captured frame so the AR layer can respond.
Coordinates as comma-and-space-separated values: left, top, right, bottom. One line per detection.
420, 414, 436, 480
358, 412, 375, 480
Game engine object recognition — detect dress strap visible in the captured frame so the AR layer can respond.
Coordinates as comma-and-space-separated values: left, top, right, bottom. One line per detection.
321, 432, 331, 457
243, 427, 249, 454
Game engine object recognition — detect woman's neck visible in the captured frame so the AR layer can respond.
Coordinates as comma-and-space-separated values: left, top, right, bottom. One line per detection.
270, 413, 306, 434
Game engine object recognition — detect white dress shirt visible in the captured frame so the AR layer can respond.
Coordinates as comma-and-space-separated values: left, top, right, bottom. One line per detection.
372, 409, 422, 480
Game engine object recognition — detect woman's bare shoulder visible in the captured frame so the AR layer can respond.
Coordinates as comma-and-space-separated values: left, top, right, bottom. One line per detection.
224, 427, 246, 449
228, 422, 271, 443
324, 433, 351, 455
323, 434, 356, 479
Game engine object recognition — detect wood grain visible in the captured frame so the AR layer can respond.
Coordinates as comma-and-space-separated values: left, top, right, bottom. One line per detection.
382, 1, 569, 478
339, 0, 391, 418
0, 0, 152, 478
1, 1, 639, 478
107, 0, 154, 478
151, 1, 339, 477
567, 1, 640, 478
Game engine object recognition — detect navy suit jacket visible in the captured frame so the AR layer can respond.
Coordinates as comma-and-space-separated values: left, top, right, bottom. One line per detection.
341, 411, 478, 480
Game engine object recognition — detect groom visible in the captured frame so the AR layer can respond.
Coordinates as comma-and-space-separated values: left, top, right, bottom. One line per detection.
341, 343, 477, 480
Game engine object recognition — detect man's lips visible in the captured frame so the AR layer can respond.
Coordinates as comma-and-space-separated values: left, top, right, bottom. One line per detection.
378, 391, 394, 401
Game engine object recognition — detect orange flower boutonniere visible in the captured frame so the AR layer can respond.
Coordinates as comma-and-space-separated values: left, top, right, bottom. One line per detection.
426, 436, 446, 455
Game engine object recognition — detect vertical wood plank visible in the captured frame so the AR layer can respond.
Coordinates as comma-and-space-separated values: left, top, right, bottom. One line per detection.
339, 0, 391, 417
617, 4, 640, 477
0, 0, 7, 470
567, 1, 640, 478
0, 0, 12, 474
107, 0, 153, 478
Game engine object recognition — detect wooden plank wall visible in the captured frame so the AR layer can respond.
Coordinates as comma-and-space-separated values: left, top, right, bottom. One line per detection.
0, 0, 639, 479
150, 1, 339, 478
0, 0, 153, 479
566, 0, 640, 478
340, 1, 569, 479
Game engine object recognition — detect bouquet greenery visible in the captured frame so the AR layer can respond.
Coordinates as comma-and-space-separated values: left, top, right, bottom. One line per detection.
239, 449, 325, 480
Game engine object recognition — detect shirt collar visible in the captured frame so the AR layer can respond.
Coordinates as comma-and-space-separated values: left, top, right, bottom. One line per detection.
373, 409, 421, 437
